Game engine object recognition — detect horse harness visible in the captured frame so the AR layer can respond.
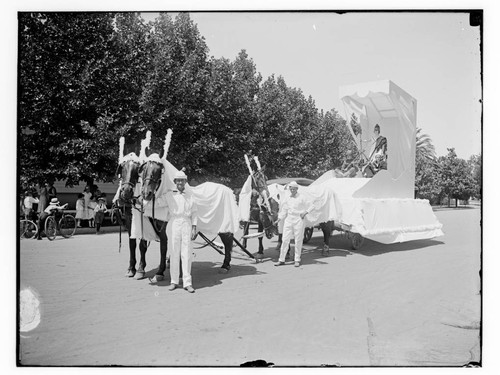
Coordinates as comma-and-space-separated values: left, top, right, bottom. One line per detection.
140, 160, 168, 234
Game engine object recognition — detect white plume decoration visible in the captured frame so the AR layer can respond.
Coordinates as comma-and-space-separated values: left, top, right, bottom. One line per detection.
254, 156, 262, 171
244, 154, 253, 175
119, 136, 125, 164
139, 130, 152, 162
162, 129, 173, 160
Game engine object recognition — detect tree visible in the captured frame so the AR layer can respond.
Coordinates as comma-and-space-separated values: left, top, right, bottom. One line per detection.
415, 158, 442, 204
18, 12, 151, 186
468, 153, 482, 200
253, 75, 322, 179
415, 128, 436, 165
139, 13, 212, 176
414, 127, 438, 201
200, 50, 262, 186
304, 109, 354, 177
438, 148, 476, 207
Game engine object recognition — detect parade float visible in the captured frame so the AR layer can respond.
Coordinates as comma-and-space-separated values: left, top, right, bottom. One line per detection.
310, 80, 444, 248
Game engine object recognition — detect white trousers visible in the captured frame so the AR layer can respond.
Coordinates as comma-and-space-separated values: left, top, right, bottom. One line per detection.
278, 217, 284, 234
279, 215, 305, 262
167, 218, 193, 287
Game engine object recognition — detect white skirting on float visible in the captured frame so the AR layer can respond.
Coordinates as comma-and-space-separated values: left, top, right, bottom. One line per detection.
338, 197, 443, 244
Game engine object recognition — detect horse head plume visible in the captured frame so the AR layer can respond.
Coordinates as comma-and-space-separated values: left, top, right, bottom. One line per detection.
119, 136, 125, 165
139, 130, 152, 163
161, 129, 173, 161
244, 154, 253, 175
254, 156, 262, 171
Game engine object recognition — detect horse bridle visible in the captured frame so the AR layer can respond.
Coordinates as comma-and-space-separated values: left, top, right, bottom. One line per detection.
251, 173, 278, 238
141, 161, 163, 195
140, 161, 167, 233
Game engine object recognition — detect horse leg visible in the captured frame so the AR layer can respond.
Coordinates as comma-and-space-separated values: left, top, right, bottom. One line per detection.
321, 221, 333, 256
255, 222, 264, 262
126, 238, 137, 277
154, 220, 168, 281
135, 239, 148, 280
242, 221, 250, 249
218, 232, 232, 273
125, 211, 137, 277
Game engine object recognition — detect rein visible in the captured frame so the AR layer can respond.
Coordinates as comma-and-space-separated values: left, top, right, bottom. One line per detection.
141, 162, 166, 234
114, 196, 142, 253
151, 194, 167, 234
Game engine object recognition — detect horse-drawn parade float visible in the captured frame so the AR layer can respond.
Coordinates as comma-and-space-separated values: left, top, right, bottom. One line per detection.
112, 80, 443, 278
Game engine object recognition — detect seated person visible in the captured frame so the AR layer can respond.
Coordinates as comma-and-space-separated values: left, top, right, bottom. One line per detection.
362, 124, 388, 177
36, 198, 69, 240
334, 150, 360, 178
362, 153, 387, 177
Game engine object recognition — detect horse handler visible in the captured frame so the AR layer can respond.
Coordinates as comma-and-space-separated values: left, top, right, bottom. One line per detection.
165, 170, 198, 293
275, 181, 313, 267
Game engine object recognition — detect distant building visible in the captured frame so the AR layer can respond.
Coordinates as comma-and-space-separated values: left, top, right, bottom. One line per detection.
53, 180, 120, 209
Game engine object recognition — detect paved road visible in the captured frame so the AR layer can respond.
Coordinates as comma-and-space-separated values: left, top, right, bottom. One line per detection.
18, 207, 481, 367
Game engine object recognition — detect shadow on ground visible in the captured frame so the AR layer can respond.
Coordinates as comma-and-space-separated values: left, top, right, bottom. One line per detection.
145, 261, 264, 290
267, 232, 445, 261
258, 236, 353, 267
352, 238, 445, 257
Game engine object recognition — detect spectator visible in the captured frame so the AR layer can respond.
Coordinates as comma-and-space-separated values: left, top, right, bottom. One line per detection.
93, 197, 108, 234
83, 185, 92, 227
23, 191, 39, 221
75, 193, 86, 228
36, 198, 68, 240
38, 182, 49, 214
88, 194, 97, 228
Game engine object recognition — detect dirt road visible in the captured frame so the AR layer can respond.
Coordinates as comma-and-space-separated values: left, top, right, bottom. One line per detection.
18, 207, 481, 367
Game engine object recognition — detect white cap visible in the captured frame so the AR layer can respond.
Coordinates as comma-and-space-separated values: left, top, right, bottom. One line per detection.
288, 181, 299, 188
173, 170, 188, 181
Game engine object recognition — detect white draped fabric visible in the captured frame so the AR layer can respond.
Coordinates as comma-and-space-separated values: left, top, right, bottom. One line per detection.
238, 175, 253, 222
129, 183, 160, 241
300, 184, 343, 227
245, 180, 343, 228
162, 160, 240, 236
338, 197, 443, 244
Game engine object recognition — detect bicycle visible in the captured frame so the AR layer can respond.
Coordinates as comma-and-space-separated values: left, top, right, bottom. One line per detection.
20, 219, 38, 239
44, 210, 77, 240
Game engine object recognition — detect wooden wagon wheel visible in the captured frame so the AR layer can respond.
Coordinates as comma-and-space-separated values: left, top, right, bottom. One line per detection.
303, 227, 313, 244
350, 233, 364, 250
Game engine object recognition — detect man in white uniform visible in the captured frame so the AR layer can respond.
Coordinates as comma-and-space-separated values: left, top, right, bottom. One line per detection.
275, 181, 313, 267
165, 171, 198, 293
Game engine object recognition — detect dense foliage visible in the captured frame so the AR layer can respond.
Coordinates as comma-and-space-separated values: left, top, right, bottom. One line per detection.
19, 12, 481, 204
18, 12, 351, 188
415, 146, 481, 206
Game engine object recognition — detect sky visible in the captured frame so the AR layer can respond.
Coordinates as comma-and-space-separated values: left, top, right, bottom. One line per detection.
162, 11, 481, 159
